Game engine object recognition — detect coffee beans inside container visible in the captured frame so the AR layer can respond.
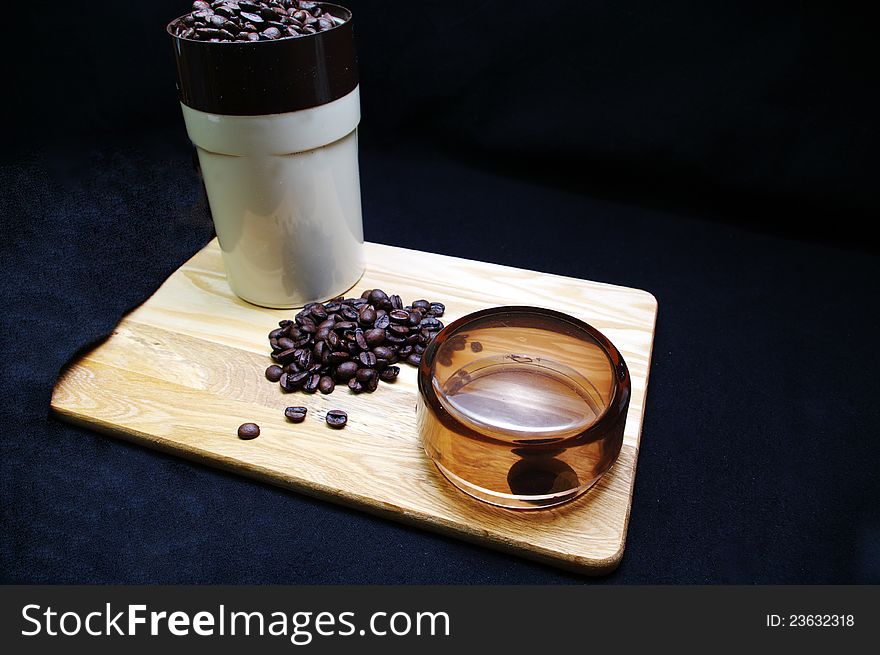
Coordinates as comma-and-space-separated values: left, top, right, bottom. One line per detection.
266, 290, 446, 397
170, 1, 343, 42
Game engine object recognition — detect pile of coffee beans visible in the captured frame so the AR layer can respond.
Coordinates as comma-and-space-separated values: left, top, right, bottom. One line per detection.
170, 1, 341, 42
266, 289, 446, 396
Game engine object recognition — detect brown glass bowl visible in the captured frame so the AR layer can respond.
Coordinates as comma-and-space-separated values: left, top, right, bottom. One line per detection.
417, 306, 630, 509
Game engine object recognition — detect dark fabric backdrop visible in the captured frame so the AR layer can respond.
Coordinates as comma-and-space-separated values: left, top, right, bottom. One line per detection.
1, 0, 878, 583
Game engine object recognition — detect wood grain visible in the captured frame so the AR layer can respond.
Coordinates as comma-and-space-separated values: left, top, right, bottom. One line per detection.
51, 239, 657, 574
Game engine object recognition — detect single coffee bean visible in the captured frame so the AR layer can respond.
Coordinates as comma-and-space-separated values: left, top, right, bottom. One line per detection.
272, 348, 297, 365
310, 303, 328, 321
281, 369, 309, 391
398, 345, 413, 358
332, 320, 356, 333
372, 345, 394, 361
385, 332, 406, 345
265, 364, 284, 382
407, 311, 422, 327
240, 11, 263, 23
239, 1, 261, 12
269, 327, 285, 340
430, 302, 445, 317
338, 306, 358, 322
335, 360, 358, 380
356, 367, 375, 384
328, 350, 350, 364
358, 351, 377, 368
470, 341, 483, 353
303, 373, 320, 393
368, 289, 390, 309
326, 409, 347, 428
284, 406, 307, 423
388, 324, 409, 338
238, 422, 260, 439
390, 294, 403, 310
355, 330, 369, 352
276, 337, 296, 351
208, 14, 227, 27
347, 378, 363, 393
420, 316, 443, 330
364, 327, 386, 347
327, 331, 340, 349
193, 1, 211, 10
406, 353, 422, 366
389, 309, 410, 324
379, 366, 400, 382
195, 27, 223, 38
358, 305, 376, 326
366, 373, 379, 392
414, 343, 426, 354
318, 376, 335, 394
317, 17, 334, 29
374, 314, 391, 329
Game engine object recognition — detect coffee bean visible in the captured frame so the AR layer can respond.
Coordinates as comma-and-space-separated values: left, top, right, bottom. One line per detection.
303, 373, 320, 393
355, 330, 369, 352
239, 1, 261, 12
240, 11, 263, 24
335, 361, 358, 381
310, 303, 328, 321
215, 5, 238, 19
371, 345, 394, 361
378, 366, 400, 382
195, 27, 223, 38
269, 327, 284, 340
356, 367, 375, 384
420, 316, 443, 330
430, 302, 445, 317
470, 341, 483, 353
329, 350, 350, 364
238, 422, 260, 439
364, 327, 386, 347
265, 364, 284, 382
326, 409, 347, 428
374, 314, 391, 329
276, 337, 296, 351
347, 378, 363, 393
368, 289, 390, 309
284, 406, 307, 423
338, 306, 358, 322
358, 351, 377, 368
272, 348, 297, 365
389, 309, 409, 324
317, 17, 334, 30
319, 376, 335, 394
412, 299, 431, 311
193, 1, 211, 9
295, 348, 312, 370
281, 369, 309, 391
333, 320, 356, 333
398, 345, 413, 358
406, 353, 422, 366
385, 332, 406, 345
390, 294, 403, 310
358, 305, 376, 326
388, 324, 409, 338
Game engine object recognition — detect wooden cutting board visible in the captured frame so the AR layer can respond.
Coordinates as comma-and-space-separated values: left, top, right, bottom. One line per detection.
51, 239, 657, 575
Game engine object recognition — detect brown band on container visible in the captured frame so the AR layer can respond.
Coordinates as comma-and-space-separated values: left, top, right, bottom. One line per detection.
168, 3, 358, 116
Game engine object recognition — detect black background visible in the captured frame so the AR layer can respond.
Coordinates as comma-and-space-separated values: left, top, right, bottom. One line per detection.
1, 0, 878, 583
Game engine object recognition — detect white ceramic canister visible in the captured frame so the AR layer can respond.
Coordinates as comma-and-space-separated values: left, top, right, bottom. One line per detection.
169, 3, 364, 308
